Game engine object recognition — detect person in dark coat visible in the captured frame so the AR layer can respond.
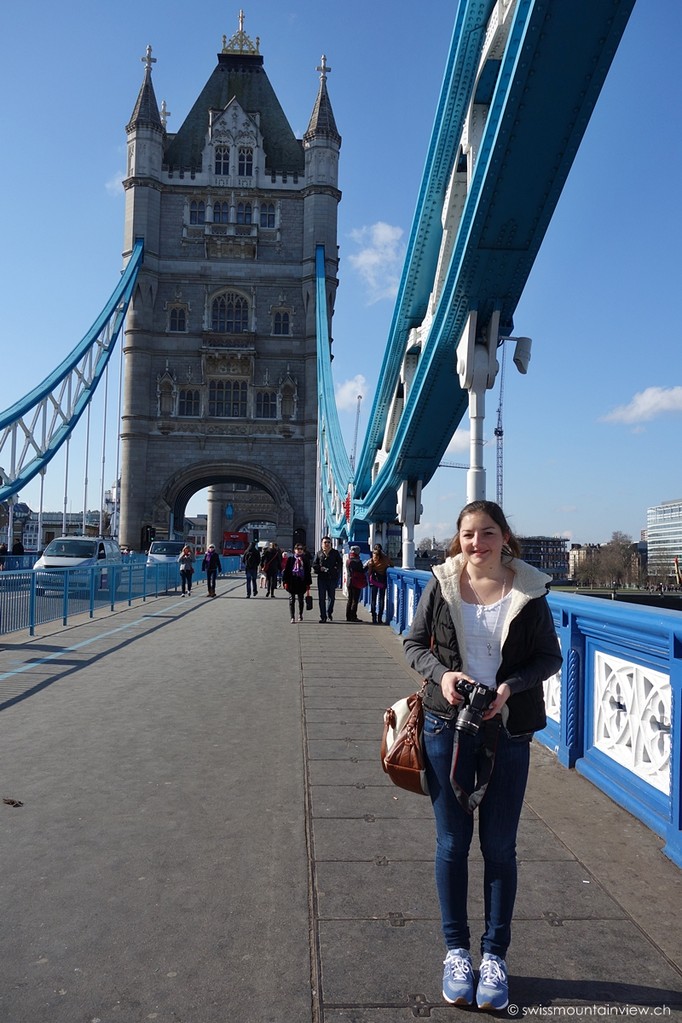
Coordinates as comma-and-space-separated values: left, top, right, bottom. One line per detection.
260, 542, 282, 598
364, 543, 391, 624
282, 542, 312, 622
202, 544, 222, 597
312, 536, 343, 623
242, 540, 261, 598
345, 546, 367, 621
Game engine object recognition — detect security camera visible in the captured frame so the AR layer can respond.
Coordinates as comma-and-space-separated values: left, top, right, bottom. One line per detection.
512, 336, 532, 374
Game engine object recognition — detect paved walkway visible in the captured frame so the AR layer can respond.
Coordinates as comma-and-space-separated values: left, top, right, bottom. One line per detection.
1, 576, 681, 1023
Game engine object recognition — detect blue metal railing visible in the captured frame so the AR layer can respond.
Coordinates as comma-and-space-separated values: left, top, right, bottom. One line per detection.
0, 560, 180, 636
383, 569, 682, 869
0, 556, 248, 636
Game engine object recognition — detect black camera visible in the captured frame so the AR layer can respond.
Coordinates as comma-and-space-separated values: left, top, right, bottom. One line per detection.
454, 679, 496, 736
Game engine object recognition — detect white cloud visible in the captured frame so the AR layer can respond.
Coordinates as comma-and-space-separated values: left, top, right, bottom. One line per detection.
445, 429, 470, 455
335, 374, 367, 412
347, 222, 405, 304
601, 386, 682, 424
105, 172, 125, 198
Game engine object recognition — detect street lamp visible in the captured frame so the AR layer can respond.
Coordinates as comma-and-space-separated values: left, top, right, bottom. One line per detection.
456, 311, 532, 504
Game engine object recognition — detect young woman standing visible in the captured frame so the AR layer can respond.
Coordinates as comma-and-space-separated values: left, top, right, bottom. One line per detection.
403, 501, 562, 1010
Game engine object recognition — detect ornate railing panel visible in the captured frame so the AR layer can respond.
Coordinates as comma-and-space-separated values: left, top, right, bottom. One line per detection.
383, 571, 682, 868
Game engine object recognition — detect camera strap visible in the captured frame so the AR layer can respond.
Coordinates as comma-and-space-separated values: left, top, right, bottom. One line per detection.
449, 717, 502, 814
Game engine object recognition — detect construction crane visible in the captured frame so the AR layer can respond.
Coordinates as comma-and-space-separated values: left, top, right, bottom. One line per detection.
494, 343, 507, 507
438, 460, 468, 469
349, 394, 362, 474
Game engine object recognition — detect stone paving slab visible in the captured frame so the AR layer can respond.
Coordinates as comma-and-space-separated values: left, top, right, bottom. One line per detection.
1, 591, 680, 1023
318, 918, 682, 1012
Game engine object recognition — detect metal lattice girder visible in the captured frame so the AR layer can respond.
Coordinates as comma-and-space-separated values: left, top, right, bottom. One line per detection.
315, 244, 352, 537
352, 0, 636, 523
0, 240, 143, 502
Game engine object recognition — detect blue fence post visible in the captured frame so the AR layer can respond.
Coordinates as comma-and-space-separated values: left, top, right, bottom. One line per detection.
558, 601, 585, 768
665, 635, 682, 867
29, 570, 37, 636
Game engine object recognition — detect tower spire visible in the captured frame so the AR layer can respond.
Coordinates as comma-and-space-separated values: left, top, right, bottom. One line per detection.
221, 10, 260, 55
305, 54, 341, 145
127, 43, 162, 131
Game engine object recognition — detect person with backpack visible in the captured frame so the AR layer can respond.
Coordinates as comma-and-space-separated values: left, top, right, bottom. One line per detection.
242, 540, 261, 598
345, 546, 367, 622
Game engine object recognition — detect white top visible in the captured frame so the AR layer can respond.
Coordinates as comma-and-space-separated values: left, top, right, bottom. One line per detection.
460, 591, 513, 689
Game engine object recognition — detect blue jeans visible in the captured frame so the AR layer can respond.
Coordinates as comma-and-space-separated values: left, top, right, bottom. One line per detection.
317, 573, 338, 619
423, 710, 530, 958
245, 569, 258, 596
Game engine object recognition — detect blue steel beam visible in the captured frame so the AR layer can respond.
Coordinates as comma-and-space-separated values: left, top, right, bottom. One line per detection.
354, 0, 496, 495
0, 240, 144, 502
352, 0, 636, 525
316, 245, 353, 538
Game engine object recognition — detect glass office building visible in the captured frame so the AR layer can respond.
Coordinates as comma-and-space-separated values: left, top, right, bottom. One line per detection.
646, 500, 682, 581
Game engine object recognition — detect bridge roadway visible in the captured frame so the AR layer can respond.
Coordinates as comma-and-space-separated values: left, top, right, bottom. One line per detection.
1, 577, 681, 1023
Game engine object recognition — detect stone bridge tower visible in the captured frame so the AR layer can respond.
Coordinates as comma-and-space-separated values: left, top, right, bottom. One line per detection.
119, 15, 341, 552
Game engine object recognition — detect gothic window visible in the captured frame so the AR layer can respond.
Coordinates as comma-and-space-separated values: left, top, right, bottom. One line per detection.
190, 200, 205, 225
238, 147, 253, 176
260, 203, 275, 228
214, 146, 229, 175
178, 389, 200, 416
209, 380, 247, 417
169, 307, 186, 332
211, 293, 250, 333
213, 202, 230, 224
236, 202, 252, 225
256, 391, 277, 419
273, 311, 290, 336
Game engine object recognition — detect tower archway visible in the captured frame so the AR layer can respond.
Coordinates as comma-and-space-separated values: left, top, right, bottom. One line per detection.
163, 461, 294, 549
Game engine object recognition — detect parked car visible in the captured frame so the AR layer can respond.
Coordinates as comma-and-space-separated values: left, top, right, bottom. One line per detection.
146, 540, 186, 568
34, 537, 122, 594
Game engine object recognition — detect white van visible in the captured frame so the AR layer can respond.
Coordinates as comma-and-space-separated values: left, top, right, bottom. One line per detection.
35, 537, 122, 570
34, 537, 122, 594
146, 540, 186, 568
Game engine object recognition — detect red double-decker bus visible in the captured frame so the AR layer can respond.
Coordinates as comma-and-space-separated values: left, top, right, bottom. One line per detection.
222, 531, 249, 558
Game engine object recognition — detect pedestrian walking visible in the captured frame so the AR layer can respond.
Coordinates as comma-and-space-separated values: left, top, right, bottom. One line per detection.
403, 500, 562, 1010
312, 536, 343, 622
202, 544, 222, 597
177, 545, 195, 596
345, 546, 367, 621
365, 543, 391, 623
282, 542, 312, 622
242, 540, 261, 597
261, 542, 282, 598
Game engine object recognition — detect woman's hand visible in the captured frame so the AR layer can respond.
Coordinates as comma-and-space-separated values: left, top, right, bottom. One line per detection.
483, 682, 511, 720
440, 671, 473, 707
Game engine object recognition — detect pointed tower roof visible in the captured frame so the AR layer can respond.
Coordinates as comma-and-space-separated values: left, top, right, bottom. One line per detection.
164, 13, 304, 175
127, 45, 162, 131
304, 55, 341, 146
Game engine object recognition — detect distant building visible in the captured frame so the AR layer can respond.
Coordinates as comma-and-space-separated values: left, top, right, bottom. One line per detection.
568, 542, 601, 581
185, 516, 208, 552
517, 536, 568, 582
646, 500, 682, 581
22, 512, 101, 551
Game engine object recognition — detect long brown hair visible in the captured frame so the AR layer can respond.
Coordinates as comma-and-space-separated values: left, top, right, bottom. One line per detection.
447, 500, 521, 559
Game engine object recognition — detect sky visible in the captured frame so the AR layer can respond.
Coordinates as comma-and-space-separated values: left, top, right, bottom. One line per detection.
1, 0, 680, 546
